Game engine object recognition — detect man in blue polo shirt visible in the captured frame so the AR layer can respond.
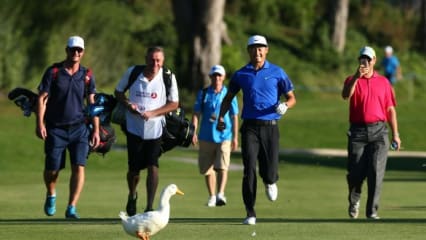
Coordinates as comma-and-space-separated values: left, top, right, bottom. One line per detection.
37, 36, 100, 219
217, 35, 296, 225
381, 45, 402, 85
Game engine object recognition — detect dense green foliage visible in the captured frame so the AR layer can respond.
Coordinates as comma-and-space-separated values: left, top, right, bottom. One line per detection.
0, 0, 178, 91
0, 0, 425, 100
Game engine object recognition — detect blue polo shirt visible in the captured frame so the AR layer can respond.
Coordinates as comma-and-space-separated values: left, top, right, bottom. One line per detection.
382, 56, 400, 76
38, 64, 96, 127
229, 60, 294, 120
193, 86, 238, 143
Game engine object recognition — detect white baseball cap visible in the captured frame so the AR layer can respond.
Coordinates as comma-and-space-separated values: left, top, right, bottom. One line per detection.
384, 45, 393, 54
67, 36, 85, 49
359, 46, 375, 59
247, 35, 268, 47
209, 65, 226, 76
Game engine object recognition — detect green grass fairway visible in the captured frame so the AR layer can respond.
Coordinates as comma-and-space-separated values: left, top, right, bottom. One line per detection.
0, 99, 425, 240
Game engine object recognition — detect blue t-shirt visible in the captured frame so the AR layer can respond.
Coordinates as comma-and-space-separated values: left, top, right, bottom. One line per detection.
382, 56, 400, 83
229, 60, 294, 120
193, 86, 238, 143
38, 64, 96, 127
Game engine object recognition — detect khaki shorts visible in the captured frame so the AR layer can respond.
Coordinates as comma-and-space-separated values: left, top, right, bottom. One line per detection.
198, 140, 231, 175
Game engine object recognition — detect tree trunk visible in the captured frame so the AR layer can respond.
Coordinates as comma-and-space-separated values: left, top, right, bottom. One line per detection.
420, 0, 426, 52
172, 0, 226, 91
331, 0, 349, 53
171, 0, 194, 91
192, 0, 226, 89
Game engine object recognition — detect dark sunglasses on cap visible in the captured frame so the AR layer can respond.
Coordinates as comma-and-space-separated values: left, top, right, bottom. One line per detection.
358, 55, 371, 62
68, 47, 84, 53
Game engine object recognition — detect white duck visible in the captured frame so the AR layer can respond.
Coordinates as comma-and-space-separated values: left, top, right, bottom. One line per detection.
119, 184, 184, 240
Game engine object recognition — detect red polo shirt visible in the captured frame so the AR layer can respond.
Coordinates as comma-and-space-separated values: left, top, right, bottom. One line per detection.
344, 71, 396, 124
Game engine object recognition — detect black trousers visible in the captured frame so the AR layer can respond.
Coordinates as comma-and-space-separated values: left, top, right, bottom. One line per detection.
240, 121, 279, 217
346, 121, 389, 217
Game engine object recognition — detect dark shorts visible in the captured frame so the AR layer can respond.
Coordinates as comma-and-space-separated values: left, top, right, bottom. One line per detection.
45, 123, 90, 171
126, 132, 162, 172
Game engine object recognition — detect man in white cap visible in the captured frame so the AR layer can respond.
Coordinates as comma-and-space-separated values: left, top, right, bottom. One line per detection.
191, 65, 239, 207
36, 36, 100, 219
342, 46, 401, 219
381, 45, 402, 84
217, 35, 296, 225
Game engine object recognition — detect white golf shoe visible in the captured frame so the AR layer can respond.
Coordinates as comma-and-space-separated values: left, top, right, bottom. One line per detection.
265, 183, 278, 201
348, 200, 360, 219
243, 216, 256, 225
216, 193, 227, 206
206, 196, 216, 207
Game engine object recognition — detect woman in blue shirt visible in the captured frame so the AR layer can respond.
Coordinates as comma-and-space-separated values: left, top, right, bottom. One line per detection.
192, 65, 239, 207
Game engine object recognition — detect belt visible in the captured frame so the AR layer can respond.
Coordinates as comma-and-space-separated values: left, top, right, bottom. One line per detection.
54, 121, 85, 129
350, 121, 384, 127
244, 119, 277, 126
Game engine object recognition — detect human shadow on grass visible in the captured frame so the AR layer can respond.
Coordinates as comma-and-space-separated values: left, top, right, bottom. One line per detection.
1, 217, 425, 225
171, 217, 426, 224
279, 155, 425, 173
0, 218, 120, 225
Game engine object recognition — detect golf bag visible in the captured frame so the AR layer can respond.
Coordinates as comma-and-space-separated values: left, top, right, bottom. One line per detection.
86, 93, 117, 155
111, 65, 195, 153
8, 87, 117, 156
161, 107, 194, 152
8, 87, 38, 117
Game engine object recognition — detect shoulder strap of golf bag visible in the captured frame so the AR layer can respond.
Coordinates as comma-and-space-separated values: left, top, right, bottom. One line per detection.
51, 62, 92, 97
125, 65, 172, 98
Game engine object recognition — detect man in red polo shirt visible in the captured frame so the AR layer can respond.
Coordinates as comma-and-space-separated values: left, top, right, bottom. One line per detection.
341, 46, 401, 219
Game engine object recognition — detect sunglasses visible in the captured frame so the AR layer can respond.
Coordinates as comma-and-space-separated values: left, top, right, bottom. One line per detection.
358, 55, 371, 62
210, 73, 223, 77
68, 47, 84, 53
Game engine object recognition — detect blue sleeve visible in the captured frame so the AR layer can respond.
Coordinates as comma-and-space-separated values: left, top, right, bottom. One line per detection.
37, 67, 54, 94
229, 96, 239, 116
88, 74, 96, 94
228, 73, 241, 94
394, 57, 400, 66
278, 69, 294, 95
